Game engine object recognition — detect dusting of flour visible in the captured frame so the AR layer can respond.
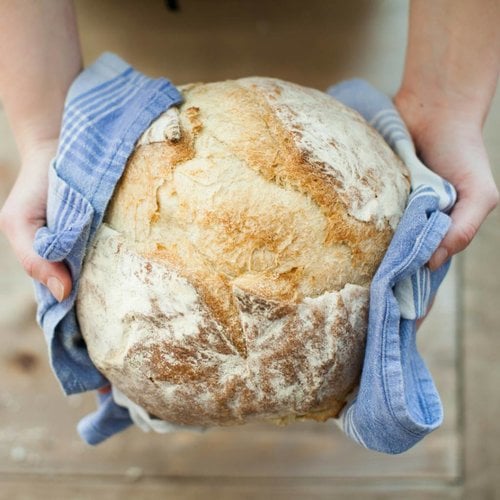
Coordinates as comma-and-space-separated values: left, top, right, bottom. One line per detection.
239, 78, 408, 230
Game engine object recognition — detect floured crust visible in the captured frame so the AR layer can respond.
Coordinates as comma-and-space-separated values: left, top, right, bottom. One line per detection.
78, 226, 368, 425
77, 77, 409, 426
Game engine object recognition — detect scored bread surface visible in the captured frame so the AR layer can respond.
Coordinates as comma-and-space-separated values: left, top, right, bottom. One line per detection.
77, 78, 409, 426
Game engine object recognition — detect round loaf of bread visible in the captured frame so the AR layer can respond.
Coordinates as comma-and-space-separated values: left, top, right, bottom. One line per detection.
76, 77, 410, 427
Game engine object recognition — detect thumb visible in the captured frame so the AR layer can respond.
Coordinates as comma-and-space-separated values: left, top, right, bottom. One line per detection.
4, 219, 72, 302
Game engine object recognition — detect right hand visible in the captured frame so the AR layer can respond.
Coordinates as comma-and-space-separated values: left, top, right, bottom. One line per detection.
0, 140, 72, 302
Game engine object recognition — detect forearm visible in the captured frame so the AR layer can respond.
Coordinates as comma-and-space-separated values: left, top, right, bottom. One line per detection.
398, 0, 499, 129
0, 0, 82, 159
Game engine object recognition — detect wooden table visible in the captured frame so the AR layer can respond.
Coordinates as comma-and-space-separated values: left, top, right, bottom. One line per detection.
1, 1, 499, 497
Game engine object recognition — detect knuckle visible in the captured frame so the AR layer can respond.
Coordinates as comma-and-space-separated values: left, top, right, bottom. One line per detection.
455, 222, 477, 251
19, 252, 36, 278
487, 186, 500, 211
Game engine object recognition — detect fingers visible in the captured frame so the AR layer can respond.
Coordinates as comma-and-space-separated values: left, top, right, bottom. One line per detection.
0, 211, 72, 302
22, 251, 72, 303
428, 179, 498, 270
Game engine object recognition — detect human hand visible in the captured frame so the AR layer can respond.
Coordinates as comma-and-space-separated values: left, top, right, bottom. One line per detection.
0, 140, 72, 302
0, 0, 81, 302
394, 90, 498, 270
395, 0, 499, 270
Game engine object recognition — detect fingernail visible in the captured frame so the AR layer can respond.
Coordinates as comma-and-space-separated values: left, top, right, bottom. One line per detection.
47, 277, 65, 302
429, 247, 448, 271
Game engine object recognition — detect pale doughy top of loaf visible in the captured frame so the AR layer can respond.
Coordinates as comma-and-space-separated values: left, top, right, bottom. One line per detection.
77, 78, 409, 426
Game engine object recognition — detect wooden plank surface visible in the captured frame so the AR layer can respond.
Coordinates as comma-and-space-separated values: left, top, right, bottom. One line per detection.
463, 89, 500, 499
0, 476, 462, 500
4, 0, 492, 497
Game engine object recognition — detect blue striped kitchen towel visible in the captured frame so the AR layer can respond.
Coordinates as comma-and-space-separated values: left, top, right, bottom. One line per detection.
328, 79, 456, 454
32, 55, 456, 451
33, 52, 183, 444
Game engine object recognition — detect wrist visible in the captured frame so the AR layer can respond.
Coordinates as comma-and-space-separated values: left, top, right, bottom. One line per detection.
16, 123, 60, 158
18, 136, 58, 171
395, 84, 485, 127
394, 86, 484, 149
6, 79, 73, 159
401, 0, 499, 133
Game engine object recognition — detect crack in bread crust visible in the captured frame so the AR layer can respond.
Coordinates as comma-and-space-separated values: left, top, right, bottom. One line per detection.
78, 228, 368, 426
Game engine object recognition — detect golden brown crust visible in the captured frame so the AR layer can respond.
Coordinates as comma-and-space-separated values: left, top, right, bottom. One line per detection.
78, 77, 409, 427
78, 234, 367, 426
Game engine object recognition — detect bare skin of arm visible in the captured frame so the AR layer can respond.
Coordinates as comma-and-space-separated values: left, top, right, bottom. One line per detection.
395, 0, 499, 270
0, 0, 81, 301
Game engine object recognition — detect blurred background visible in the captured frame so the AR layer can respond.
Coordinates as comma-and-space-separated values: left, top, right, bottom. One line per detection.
0, 1, 498, 498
